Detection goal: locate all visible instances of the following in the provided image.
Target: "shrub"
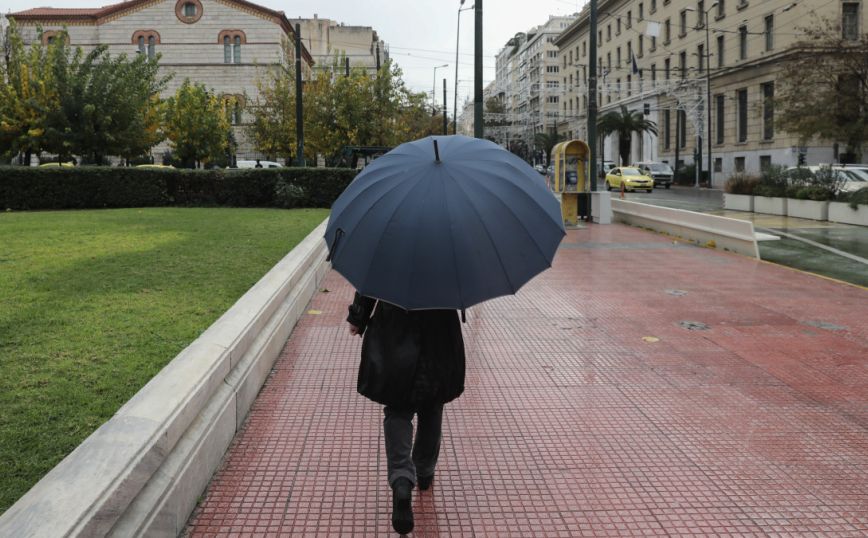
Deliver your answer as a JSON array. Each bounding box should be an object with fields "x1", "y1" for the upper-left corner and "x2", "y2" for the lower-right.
[
  {"x1": 753, "y1": 165, "x2": 788, "y2": 197},
  {"x1": 789, "y1": 186, "x2": 835, "y2": 201},
  {"x1": 0, "y1": 166, "x2": 357, "y2": 210},
  {"x1": 724, "y1": 173, "x2": 759, "y2": 195},
  {"x1": 837, "y1": 186, "x2": 868, "y2": 209}
]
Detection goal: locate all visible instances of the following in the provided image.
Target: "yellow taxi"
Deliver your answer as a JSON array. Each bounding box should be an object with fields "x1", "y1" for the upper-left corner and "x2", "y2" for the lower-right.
[
  {"x1": 135, "y1": 164, "x2": 175, "y2": 169},
  {"x1": 38, "y1": 162, "x2": 75, "y2": 168},
  {"x1": 605, "y1": 166, "x2": 655, "y2": 192}
]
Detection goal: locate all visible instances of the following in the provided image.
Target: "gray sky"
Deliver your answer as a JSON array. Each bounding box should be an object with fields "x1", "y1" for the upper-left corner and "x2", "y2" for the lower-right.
[{"x1": 5, "y1": 0, "x2": 587, "y2": 111}]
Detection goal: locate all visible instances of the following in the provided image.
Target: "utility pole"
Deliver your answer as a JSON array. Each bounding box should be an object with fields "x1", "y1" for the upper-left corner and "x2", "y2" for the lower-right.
[
  {"x1": 295, "y1": 24, "x2": 305, "y2": 167},
  {"x1": 588, "y1": 0, "x2": 598, "y2": 190},
  {"x1": 473, "y1": 0, "x2": 483, "y2": 138},
  {"x1": 376, "y1": 43, "x2": 381, "y2": 71},
  {"x1": 674, "y1": 109, "x2": 680, "y2": 177},
  {"x1": 705, "y1": 11, "x2": 712, "y2": 187},
  {"x1": 345, "y1": 57, "x2": 350, "y2": 77},
  {"x1": 443, "y1": 78, "x2": 448, "y2": 134}
]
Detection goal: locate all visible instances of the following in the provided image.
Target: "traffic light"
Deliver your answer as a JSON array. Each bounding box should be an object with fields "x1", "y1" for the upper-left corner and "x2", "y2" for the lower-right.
[
  {"x1": 798, "y1": 152, "x2": 806, "y2": 166},
  {"x1": 643, "y1": 103, "x2": 650, "y2": 115}
]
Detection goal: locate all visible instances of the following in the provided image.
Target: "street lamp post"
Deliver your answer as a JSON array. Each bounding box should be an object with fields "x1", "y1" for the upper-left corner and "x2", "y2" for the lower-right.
[
  {"x1": 433, "y1": 64, "x2": 448, "y2": 116},
  {"x1": 454, "y1": 1, "x2": 474, "y2": 134},
  {"x1": 686, "y1": 3, "x2": 717, "y2": 188}
]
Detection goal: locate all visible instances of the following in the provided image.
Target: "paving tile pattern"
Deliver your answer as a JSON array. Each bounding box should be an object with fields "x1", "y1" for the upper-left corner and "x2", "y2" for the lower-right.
[{"x1": 186, "y1": 224, "x2": 868, "y2": 537}]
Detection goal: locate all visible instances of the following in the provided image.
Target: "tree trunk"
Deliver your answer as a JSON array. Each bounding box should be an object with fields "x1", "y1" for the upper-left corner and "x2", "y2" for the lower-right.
[{"x1": 619, "y1": 134, "x2": 632, "y2": 166}]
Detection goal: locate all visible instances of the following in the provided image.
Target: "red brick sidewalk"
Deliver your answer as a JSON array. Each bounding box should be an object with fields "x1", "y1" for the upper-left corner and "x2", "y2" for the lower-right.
[{"x1": 187, "y1": 224, "x2": 868, "y2": 537}]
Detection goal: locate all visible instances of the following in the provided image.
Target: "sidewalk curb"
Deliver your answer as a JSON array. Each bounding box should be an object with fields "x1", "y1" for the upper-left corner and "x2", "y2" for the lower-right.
[{"x1": 0, "y1": 219, "x2": 330, "y2": 537}]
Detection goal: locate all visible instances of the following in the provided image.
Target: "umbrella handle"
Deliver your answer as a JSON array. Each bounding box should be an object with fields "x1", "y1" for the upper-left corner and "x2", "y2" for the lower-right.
[{"x1": 326, "y1": 228, "x2": 344, "y2": 262}]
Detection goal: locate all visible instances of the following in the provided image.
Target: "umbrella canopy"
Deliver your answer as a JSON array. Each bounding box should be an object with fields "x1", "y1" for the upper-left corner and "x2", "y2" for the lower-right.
[{"x1": 325, "y1": 135, "x2": 565, "y2": 310}]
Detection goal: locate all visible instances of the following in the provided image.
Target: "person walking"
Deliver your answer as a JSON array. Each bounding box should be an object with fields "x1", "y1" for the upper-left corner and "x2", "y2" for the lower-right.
[{"x1": 346, "y1": 292, "x2": 465, "y2": 535}]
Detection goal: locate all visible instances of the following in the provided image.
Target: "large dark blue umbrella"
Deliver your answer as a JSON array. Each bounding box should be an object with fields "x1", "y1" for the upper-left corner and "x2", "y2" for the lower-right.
[{"x1": 324, "y1": 135, "x2": 565, "y2": 310}]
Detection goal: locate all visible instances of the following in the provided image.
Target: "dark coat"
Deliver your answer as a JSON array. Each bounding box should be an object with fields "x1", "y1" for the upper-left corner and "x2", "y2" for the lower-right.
[{"x1": 347, "y1": 293, "x2": 465, "y2": 409}]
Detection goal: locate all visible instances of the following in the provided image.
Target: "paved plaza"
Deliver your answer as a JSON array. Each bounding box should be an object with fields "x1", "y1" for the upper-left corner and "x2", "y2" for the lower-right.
[{"x1": 186, "y1": 223, "x2": 868, "y2": 536}]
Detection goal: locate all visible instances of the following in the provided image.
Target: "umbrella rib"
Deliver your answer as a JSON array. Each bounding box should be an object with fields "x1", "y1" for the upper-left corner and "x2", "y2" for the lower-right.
[
  {"x1": 461, "y1": 172, "x2": 563, "y2": 265},
  {"x1": 358, "y1": 174, "x2": 430, "y2": 298},
  {"x1": 335, "y1": 169, "x2": 413, "y2": 253},
  {"x1": 442, "y1": 166, "x2": 518, "y2": 296},
  {"x1": 464, "y1": 157, "x2": 565, "y2": 230}
]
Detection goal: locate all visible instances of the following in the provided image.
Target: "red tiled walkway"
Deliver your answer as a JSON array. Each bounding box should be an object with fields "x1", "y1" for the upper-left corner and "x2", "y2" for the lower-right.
[{"x1": 187, "y1": 224, "x2": 868, "y2": 537}]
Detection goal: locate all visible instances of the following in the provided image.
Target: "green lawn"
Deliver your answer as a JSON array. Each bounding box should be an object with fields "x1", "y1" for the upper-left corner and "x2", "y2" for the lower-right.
[{"x1": 0, "y1": 207, "x2": 328, "y2": 513}]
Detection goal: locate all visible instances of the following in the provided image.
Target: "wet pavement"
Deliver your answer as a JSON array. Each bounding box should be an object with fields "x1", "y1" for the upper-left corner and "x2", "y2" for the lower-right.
[
  {"x1": 626, "y1": 187, "x2": 868, "y2": 287},
  {"x1": 186, "y1": 224, "x2": 868, "y2": 537}
]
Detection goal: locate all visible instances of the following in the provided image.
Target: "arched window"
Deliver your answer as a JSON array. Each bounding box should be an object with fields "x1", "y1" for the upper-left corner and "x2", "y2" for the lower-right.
[
  {"x1": 41, "y1": 31, "x2": 68, "y2": 46},
  {"x1": 222, "y1": 95, "x2": 245, "y2": 125},
  {"x1": 132, "y1": 31, "x2": 160, "y2": 58},
  {"x1": 218, "y1": 31, "x2": 246, "y2": 64}
]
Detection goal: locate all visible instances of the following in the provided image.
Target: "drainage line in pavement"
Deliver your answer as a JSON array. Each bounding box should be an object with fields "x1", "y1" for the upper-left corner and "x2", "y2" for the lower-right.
[{"x1": 756, "y1": 226, "x2": 868, "y2": 266}]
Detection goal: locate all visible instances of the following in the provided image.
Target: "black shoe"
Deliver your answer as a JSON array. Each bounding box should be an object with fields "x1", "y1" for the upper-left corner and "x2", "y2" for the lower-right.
[
  {"x1": 391, "y1": 478, "x2": 414, "y2": 535},
  {"x1": 417, "y1": 474, "x2": 434, "y2": 491}
]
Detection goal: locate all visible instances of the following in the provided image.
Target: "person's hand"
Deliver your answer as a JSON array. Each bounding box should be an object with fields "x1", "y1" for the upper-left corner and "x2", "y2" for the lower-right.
[{"x1": 348, "y1": 324, "x2": 361, "y2": 336}]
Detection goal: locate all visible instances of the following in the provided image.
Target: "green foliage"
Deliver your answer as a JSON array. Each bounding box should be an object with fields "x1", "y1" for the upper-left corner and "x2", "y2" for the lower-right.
[
  {"x1": 597, "y1": 105, "x2": 658, "y2": 166},
  {"x1": 1, "y1": 23, "x2": 167, "y2": 164},
  {"x1": 753, "y1": 164, "x2": 789, "y2": 197},
  {"x1": 162, "y1": 79, "x2": 231, "y2": 168},
  {"x1": 534, "y1": 132, "x2": 566, "y2": 165},
  {"x1": 724, "y1": 173, "x2": 760, "y2": 195},
  {"x1": 837, "y1": 186, "x2": 868, "y2": 209},
  {"x1": 780, "y1": 166, "x2": 845, "y2": 200},
  {"x1": 777, "y1": 17, "x2": 868, "y2": 161},
  {"x1": 0, "y1": 166, "x2": 357, "y2": 210},
  {"x1": 254, "y1": 55, "x2": 435, "y2": 164},
  {"x1": 247, "y1": 40, "x2": 297, "y2": 162},
  {"x1": 0, "y1": 207, "x2": 328, "y2": 512},
  {"x1": 0, "y1": 22, "x2": 60, "y2": 161}
]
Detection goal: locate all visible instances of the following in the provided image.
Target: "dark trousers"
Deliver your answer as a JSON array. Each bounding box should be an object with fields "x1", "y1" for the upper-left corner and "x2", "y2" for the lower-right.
[{"x1": 383, "y1": 404, "x2": 443, "y2": 488}]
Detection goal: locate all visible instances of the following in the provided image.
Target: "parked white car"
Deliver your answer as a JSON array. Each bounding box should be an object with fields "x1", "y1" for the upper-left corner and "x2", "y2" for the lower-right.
[
  {"x1": 235, "y1": 160, "x2": 284, "y2": 169},
  {"x1": 784, "y1": 166, "x2": 867, "y2": 193}
]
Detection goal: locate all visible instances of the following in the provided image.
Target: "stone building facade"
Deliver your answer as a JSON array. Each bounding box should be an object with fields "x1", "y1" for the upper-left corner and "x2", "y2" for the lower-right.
[
  {"x1": 289, "y1": 15, "x2": 388, "y2": 77},
  {"x1": 553, "y1": 0, "x2": 868, "y2": 185},
  {"x1": 491, "y1": 15, "x2": 578, "y2": 159},
  {"x1": 8, "y1": 0, "x2": 315, "y2": 161}
]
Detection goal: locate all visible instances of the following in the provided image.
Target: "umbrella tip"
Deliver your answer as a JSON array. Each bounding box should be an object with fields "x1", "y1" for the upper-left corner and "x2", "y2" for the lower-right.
[{"x1": 433, "y1": 139, "x2": 441, "y2": 163}]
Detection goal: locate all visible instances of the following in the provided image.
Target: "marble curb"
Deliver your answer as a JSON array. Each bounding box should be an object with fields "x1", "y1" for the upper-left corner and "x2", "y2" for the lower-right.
[
  {"x1": 612, "y1": 199, "x2": 760, "y2": 259},
  {"x1": 0, "y1": 219, "x2": 331, "y2": 537}
]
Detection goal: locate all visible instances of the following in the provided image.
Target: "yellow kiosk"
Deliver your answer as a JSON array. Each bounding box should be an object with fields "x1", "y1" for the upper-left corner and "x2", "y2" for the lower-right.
[{"x1": 551, "y1": 139, "x2": 591, "y2": 226}]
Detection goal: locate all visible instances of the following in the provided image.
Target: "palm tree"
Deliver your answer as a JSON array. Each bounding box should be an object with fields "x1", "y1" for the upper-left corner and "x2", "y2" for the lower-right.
[
  {"x1": 597, "y1": 105, "x2": 658, "y2": 166},
  {"x1": 534, "y1": 131, "x2": 566, "y2": 166}
]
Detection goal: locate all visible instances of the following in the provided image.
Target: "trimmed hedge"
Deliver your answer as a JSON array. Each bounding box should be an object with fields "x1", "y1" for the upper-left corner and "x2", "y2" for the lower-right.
[{"x1": 0, "y1": 166, "x2": 358, "y2": 210}]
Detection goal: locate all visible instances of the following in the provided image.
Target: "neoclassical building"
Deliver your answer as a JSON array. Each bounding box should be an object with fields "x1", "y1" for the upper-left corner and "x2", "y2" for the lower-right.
[
  {"x1": 9, "y1": 0, "x2": 316, "y2": 161},
  {"x1": 552, "y1": 0, "x2": 868, "y2": 184}
]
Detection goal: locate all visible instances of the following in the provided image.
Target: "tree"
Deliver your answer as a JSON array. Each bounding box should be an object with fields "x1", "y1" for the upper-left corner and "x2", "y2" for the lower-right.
[
  {"x1": 302, "y1": 58, "x2": 434, "y2": 163},
  {"x1": 1, "y1": 22, "x2": 167, "y2": 164},
  {"x1": 597, "y1": 104, "x2": 658, "y2": 166},
  {"x1": 247, "y1": 39, "x2": 297, "y2": 163},
  {"x1": 163, "y1": 79, "x2": 231, "y2": 168},
  {"x1": 0, "y1": 22, "x2": 60, "y2": 164},
  {"x1": 777, "y1": 17, "x2": 868, "y2": 162},
  {"x1": 534, "y1": 131, "x2": 566, "y2": 165}
]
